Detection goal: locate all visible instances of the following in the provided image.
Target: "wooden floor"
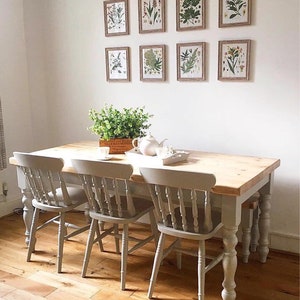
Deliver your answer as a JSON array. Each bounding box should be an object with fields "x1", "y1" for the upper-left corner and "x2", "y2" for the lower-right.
[{"x1": 0, "y1": 211, "x2": 299, "y2": 300}]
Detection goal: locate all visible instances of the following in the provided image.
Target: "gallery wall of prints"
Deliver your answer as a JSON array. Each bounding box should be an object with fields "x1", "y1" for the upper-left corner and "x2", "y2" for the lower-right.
[{"x1": 103, "y1": 0, "x2": 252, "y2": 82}]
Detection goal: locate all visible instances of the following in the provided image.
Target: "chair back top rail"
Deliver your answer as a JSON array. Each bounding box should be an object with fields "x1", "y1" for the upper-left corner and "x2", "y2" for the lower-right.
[
  {"x1": 71, "y1": 158, "x2": 133, "y2": 179},
  {"x1": 140, "y1": 167, "x2": 216, "y2": 190},
  {"x1": 13, "y1": 151, "x2": 64, "y2": 171}
]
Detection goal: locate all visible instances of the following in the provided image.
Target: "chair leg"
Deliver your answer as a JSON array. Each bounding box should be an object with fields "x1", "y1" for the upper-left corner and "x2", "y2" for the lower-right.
[
  {"x1": 147, "y1": 233, "x2": 166, "y2": 299},
  {"x1": 27, "y1": 208, "x2": 40, "y2": 262},
  {"x1": 82, "y1": 218, "x2": 98, "y2": 277},
  {"x1": 57, "y1": 212, "x2": 66, "y2": 273},
  {"x1": 149, "y1": 209, "x2": 159, "y2": 247},
  {"x1": 120, "y1": 224, "x2": 129, "y2": 290},
  {"x1": 114, "y1": 224, "x2": 120, "y2": 254},
  {"x1": 198, "y1": 240, "x2": 205, "y2": 300},
  {"x1": 95, "y1": 220, "x2": 104, "y2": 252},
  {"x1": 176, "y1": 239, "x2": 182, "y2": 270}
]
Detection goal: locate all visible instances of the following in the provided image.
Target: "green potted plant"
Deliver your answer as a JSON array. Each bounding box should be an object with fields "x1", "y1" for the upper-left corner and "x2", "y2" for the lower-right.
[{"x1": 88, "y1": 104, "x2": 153, "y2": 153}]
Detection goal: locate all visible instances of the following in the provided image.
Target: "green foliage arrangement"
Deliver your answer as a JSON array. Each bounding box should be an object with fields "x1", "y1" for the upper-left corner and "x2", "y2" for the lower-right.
[{"x1": 88, "y1": 104, "x2": 153, "y2": 140}]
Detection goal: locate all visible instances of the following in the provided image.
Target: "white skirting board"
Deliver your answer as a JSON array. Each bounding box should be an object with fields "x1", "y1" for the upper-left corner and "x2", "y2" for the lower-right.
[
  {"x1": 0, "y1": 196, "x2": 22, "y2": 218},
  {"x1": 269, "y1": 231, "x2": 300, "y2": 254},
  {"x1": 213, "y1": 227, "x2": 300, "y2": 254}
]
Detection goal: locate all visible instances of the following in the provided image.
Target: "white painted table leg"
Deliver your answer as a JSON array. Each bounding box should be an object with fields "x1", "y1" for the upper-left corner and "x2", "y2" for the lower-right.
[
  {"x1": 241, "y1": 208, "x2": 252, "y2": 263},
  {"x1": 258, "y1": 193, "x2": 271, "y2": 263},
  {"x1": 21, "y1": 188, "x2": 34, "y2": 247},
  {"x1": 222, "y1": 225, "x2": 238, "y2": 300},
  {"x1": 250, "y1": 207, "x2": 259, "y2": 252}
]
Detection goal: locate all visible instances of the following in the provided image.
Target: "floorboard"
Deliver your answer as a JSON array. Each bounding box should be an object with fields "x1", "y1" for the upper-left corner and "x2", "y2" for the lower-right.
[{"x1": 0, "y1": 212, "x2": 298, "y2": 300}]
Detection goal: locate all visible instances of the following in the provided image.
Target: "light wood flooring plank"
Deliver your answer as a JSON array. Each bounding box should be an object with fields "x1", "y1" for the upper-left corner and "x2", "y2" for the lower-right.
[{"x1": 0, "y1": 212, "x2": 298, "y2": 300}]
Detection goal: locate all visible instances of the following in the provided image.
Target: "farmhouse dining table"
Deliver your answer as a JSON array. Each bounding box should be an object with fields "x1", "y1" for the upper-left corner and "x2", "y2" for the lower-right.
[{"x1": 9, "y1": 141, "x2": 280, "y2": 300}]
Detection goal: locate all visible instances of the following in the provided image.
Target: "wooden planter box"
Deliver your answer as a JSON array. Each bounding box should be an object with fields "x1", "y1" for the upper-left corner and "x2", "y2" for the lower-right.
[{"x1": 99, "y1": 138, "x2": 133, "y2": 154}]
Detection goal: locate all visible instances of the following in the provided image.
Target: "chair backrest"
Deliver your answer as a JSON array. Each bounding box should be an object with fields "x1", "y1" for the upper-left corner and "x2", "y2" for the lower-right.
[
  {"x1": 13, "y1": 152, "x2": 72, "y2": 206},
  {"x1": 139, "y1": 167, "x2": 217, "y2": 234},
  {"x1": 71, "y1": 159, "x2": 136, "y2": 218}
]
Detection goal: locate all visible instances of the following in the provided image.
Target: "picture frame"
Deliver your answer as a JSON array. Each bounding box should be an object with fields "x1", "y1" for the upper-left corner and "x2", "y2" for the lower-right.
[
  {"x1": 176, "y1": 0, "x2": 206, "y2": 31},
  {"x1": 219, "y1": 0, "x2": 251, "y2": 28},
  {"x1": 104, "y1": 0, "x2": 129, "y2": 37},
  {"x1": 177, "y1": 42, "x2": 206, "y2": 81},
  {"x1": 138, "y1": 0, "x2": 165, "y2": 33},
  {"x1": 105, "y1": 47, "x2": 130, "y2": 82},
  {"x1": 218, "y1": 39, "x2": 251, "y2": 81},
  {"x1": 139, "y1": 45, "x2": 166, "y2": 81}
]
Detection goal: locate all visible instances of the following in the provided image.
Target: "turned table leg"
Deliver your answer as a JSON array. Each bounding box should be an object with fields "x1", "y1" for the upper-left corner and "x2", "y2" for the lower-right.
[
  {"x1": 257, "y1": 174, "x2": 274, "y2": 263},
  {"x1": 258, "y1": 193, "x2": 271, "y2": 263},
  {"x1": 16, "y1": 166, "x2": 34, "y2": 247},
  {"x1": 241, "y1": 208, "x2": 252, "y2": 263},
  {"x1": 21, "y1": 188, "x2": 34, "y2": 247},
  {"x1": 222, "y1": 225, "x2": 238, "y2": 300},
  {"x1": 250, "y1": 206, "x2": 259, "y2": 252}
]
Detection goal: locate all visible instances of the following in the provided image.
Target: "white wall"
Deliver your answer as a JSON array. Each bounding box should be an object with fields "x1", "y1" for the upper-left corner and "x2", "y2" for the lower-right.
[
  {"x1": 0, "y1": 0, "x2": 34, "y2": 215},
  {"x1": 1, "y1": 0, "x2": 299, "y2": 253}
]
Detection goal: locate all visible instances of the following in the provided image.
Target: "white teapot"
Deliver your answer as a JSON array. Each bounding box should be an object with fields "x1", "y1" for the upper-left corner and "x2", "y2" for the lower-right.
[{"x1": 132, "y1": 133, "x2": 167, "y2": 156}]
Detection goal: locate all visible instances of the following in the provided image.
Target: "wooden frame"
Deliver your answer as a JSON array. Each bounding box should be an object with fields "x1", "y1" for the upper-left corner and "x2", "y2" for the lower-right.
[
  {"x1": 219, "y1": 0, "x2": 251, "y2": 28},
  {"x1": 177, "y1": 42, "x2": 206, "y2": 81},
  {"x1": 104, "y1": 0, "x2": 129, "y2": 37},
  {"x1": 176, "y1": 0, "x2": 206, "y2": 31},
  {"x1": 140, "y1": 45, "x2": 166, "y2": 81},
  {"x1": 138, "y1": 0, "x2": 165, "y2": 33},
  {"x1": 139, "y1": 45, "x2": 166, "y2": 82},
  {"x1": 218, "y1": 39, "x2": 251, "y2": 81},
  {"x1": 105, "y1": 47, "x2": 130, "y2": 82}
]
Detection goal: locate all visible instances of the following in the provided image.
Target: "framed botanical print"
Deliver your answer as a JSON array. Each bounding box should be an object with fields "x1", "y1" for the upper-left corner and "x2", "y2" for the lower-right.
[
  {"x1": 138, "y1": 0, "x2": 165, "y2": 33},
  {"x1": 176, "y1": 0, "x2": 206, "y2": 31},
  {"x1": 218, "y1": 40, "x2": 251, "y2": 81},
  {"x1": 104, "y1": 0, "x2": 129, "y2": 37},
  {"x1": 219, "y1": 0, "x2": 251, "y2": 28},
  {"x1": 105, "y1": 47, "x2": 130, "y2": 82},
  {"x1": 139, "y1": 45, "x2": 166, "y2": 81},
  {"x1": 177, "y1": 42, "x2": 206, "y2": 81}
]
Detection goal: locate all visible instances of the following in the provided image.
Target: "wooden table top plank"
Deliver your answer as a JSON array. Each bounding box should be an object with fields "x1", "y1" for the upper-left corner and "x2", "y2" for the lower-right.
[{"x1": 9, "y1": 140, "x2": 280, "y2": 197}]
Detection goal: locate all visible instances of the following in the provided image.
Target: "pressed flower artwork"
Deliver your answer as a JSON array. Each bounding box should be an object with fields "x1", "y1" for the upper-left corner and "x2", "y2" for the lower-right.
[
  {"x1": 177, "y1": 42, "x2": 206, "y2": 81},
  {"x1": 140, "y1": 45, "x2": 166, "y2": 81},
  {"x1": 218, "y1": 40, "x2": 251, "y2": 81},
  {"x1": 138, "y1": 0, "x2": 165, "y2": 33},
  {"x1": 105, "y1": 47, "x2": 130, "y2": 82},
  {"x1": 219, "y1": 0, "x2": 251, "y2": 27},
  {"x1": 176, "y1": 0, "x2": 206, "y2": 31},
  {"x1": 104, "y1": 0, "x2": 129, "y2": 36}
]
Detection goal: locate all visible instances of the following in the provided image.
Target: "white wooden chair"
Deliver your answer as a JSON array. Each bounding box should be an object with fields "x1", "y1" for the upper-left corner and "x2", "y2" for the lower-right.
[
  {"x1": 13, "y1": 152, "x2": 89, "y2": 273},
  {"x1": 71, "y1": 158, "x2": 158, "y2": 290},
  {"x1": 241, "y1": 194, "x2": 260, "y2": 263},
  {"x1": 140, "y1": 167, "x2": 224, "y2": 300}
]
